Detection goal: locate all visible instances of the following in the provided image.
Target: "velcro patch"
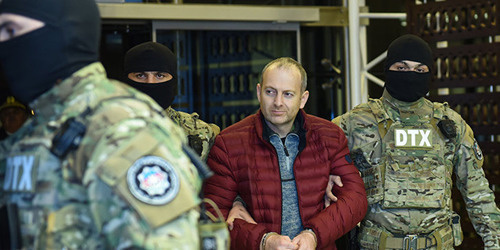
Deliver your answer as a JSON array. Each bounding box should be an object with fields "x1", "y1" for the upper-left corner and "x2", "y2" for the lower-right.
[
  {"x1": 127, "y1": 156, "x2": 179, "y2": 205},
  {"x1": 473, "y1": 139, "x2": 483, "y2": 161}
]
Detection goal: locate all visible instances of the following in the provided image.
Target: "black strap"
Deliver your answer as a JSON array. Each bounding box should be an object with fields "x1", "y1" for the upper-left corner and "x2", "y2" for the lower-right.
[
  {"x1": 50, "y1": 117, "x2": 87, "y2": 159},
  {"x1": 182, "y1": 143, "x2": 213, "y2": 181},
  {"x1": 50, "y1": 107, "x2": 91, "y2": 159}
]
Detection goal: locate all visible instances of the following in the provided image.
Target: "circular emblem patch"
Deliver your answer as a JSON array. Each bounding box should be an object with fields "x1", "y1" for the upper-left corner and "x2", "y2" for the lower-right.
[
  {"x1": 127, "y1": 156, "x2": 179, "y2": 205},
  {"x1": 473, "y1": 139, "x2": 483, "y2": 161}
]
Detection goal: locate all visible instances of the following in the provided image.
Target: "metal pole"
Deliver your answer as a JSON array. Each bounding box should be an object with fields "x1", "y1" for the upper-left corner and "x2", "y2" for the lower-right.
[
  {"x1": 365, "y1": 51, "x2": 387, "y2": 71},
  {"x1": 348, "y1": 0, "x2": 362, "y2": 109},
  {"x1": 152, "y1": 21, "x2": 157, "y2": 42},
  {"x1": 359, "y1": 0, "x2": 368, "y2": 104},
  {"x1": 343, "y1": 0, "x2": 351, "y2": 113},
  {"x1": 296, "y1": 28, "x2": 302, "y2": 63},
  {"x1": 359, "y1": 13, "x2": 405, "y2": 93},
  {"x1": 359, "y1": 13, "x2": 406, "y2": 19},
  {"x1": 362, "y1": 50, "x2": 387, "y2": 87},
  {"x1": 363, "y1": 72, "x2": 385, "y2": 87}
]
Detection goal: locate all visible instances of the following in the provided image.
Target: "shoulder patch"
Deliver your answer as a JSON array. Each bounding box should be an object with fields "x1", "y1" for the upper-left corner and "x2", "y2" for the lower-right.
[
  {"x1": 127, "y1": 156, "x2": 180, "y2": 205},
  {"x1": 472, "y1": 139, "x2": 483, "y2": 161}
]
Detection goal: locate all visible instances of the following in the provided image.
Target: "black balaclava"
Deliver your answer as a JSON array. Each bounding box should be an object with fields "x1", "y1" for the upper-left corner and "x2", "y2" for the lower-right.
[
  {"x1": 124, "y1": 42, "x2": 178, "y2": 110},
  {"x1": 0, "y1": 0, "x2": 101, "y2": 104},
  {"x1": 384, "y1": 34, "x2": 433, "y2": 102}
]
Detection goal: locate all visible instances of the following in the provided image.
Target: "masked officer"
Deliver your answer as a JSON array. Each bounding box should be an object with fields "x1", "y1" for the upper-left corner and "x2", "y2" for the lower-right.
[
  {"x1": 124, "y1": 42, "x2": 219, "y2": 161},
  {"x1": 0, "y1": 0, "x2": 225, "y2": 248},
  {"x1": 333, "y1": 34, "x2": 500, "y2": 249}
]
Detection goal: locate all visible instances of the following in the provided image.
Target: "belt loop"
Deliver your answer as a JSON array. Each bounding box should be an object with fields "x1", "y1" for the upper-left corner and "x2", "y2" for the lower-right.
[{"x1": 379, "y1": 231, "x2": 389, "y2": 250}]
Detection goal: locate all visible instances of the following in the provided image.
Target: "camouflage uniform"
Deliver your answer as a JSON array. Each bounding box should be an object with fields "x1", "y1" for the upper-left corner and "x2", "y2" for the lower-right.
[
  {"x1": 165, "y1": 107, "x2": 219, "y2": 162},
  {"x1": 333, "y1": 90, "x2": 500, "y2": 249},
  {"x1": 0, "y1": 63, "x2": 203, "y2": 249}
]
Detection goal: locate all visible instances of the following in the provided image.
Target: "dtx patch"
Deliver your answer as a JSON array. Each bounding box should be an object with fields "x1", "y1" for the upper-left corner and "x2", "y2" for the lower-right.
[
  {"x1": 394, "y1": 129, "x2": 433, "y2": 149},
  {"x1": 127, "y1": 156, "x2": 179, "y2": 205},
  {"x1": 3, "y1": 155, "x2": 36, "y2": 192},
  {"x1": 473, "y1": 139, "x2": 483, "y2": 161}
]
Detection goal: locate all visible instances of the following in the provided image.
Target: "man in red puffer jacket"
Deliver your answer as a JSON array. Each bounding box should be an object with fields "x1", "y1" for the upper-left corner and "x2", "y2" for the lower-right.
[{"x1": 204, "y1": 57, "x2": 367, "y2": 250}]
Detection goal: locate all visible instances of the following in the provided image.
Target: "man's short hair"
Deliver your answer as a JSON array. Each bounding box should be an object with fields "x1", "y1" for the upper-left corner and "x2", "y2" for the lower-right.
[{"x1": 260, "y1": 57, "x2": 307, "y2": 92}]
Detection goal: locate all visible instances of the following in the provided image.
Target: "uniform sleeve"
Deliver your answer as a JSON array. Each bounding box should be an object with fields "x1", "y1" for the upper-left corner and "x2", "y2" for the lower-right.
[
  {"x1": 304, "y1": 126, "x2": 368, "y2": 248},
  {"x1": 454, "y1": 120, "x2": 500, "y2": 249},
  {"x1": 332, "y1": 113, "x2": 349, "y2": 135},
  {"x1": 82, "y1": 101, "x2": 204, "y2": 248},
  {"x1": 176, "y1": 111, "x2": 218, "y2": 162},
  {"x1": 332, "y1": 112, "x2": 353, "y2": 149}
]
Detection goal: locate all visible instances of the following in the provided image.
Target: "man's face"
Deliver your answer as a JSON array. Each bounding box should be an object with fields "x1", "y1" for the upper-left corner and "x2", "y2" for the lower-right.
[
  {"x1": 0, "y1": 13, "x2": 44, "y2": 42},
  {"x1": 127, "y1": 71, "x2": 173, "y2": 84},
  {"x1": 0, "y1": 107, "x2": 28, "y2": 133},
  {"x1": 257, "y1": 66, "x2": 309, "y2": 135}
]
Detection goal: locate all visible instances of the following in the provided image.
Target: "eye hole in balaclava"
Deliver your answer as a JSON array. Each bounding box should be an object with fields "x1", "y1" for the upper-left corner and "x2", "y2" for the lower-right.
[
  {"x1": 0, "y1": 0, "x2": 100, "y2": 104},
  {"x1": 384, "y1": 34, "x2": 433, "y2": 102},
  {"x1": 123, "y1": 42, "x2": 178, "y2": 110}
]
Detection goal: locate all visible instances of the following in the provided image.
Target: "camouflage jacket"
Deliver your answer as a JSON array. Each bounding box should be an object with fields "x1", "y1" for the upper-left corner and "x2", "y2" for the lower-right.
[
  {"x1": 165, "y1": 107, "x2": 219, "y2": 162},
  {"x1": 333, "y1": 90, "x2": 500, "y2": 248},
  {"x1": 0, "y1": 63, "x2": 203, "y2": 249}
]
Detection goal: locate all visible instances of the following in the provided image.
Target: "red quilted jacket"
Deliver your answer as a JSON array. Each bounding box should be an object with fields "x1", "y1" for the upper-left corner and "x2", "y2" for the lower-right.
[{"x1": 204, "y1": 110, "x2": 367, "y2": 249}]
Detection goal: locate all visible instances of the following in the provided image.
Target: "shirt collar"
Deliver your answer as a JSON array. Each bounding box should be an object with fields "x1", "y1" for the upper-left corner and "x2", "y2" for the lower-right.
[{"x1": 261, "y1": 112, "x2": 302, "y2": 140}]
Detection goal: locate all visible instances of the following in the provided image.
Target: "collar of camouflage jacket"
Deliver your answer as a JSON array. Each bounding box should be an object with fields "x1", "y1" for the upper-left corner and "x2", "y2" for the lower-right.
[
  {"x1": 29, "y1": 62, "x2": 106, "y2": 119},
  {"x1": 381, "y1": 89, "x2": 438, "y2": 123},
  {"x1": 382, "y1": 89, "x2": 429, "y2": 111}
]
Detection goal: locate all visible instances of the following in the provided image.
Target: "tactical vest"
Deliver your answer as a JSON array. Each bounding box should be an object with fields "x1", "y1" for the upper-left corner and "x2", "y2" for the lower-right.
[
  {"x1": 2, "y1": 99, "x2": 227, "y2": 249},
  {"x1": 354, "y1": 99, "x2": 456, "y2": 209},
  {"x1": 2, "y1": 115, "x2": 100, "y2": 248}
]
